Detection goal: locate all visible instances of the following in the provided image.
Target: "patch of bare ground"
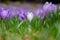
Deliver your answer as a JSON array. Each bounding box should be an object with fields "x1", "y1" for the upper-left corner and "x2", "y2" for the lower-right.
[
  {"x1": 0, "y1": 35, "x2": 3, "y2": 40},
  {"x1": 22, "y1": 35, "x2": 32, "y2": 40},
  {"x1": 48, "y1": 36, "x2": 55, "y2": 40},
  {"x1": 32, "y1": 31, "x2": 42, "y2": 38}
]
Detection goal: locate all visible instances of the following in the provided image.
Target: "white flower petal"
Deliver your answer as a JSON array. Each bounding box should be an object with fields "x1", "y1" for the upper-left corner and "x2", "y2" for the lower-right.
[{"x1": 27, "y1": 12, "x2": 34, "y2": 22}]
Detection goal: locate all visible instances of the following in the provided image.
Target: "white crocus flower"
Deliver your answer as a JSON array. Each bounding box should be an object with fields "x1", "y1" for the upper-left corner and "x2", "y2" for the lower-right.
[{"x1": 27, "y1": 12, "x2": 34, "y2": 22}]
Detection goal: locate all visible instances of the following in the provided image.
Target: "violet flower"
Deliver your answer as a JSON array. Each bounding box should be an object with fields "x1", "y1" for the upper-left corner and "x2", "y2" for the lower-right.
[
  {"x1": 0, "y1": 8, "x2": 4, "y2": 18},
  {"x1": 8, "y1": 7, "x2": 17, "y2": 18},
  {"x1": 43, "y1": 2, "x2": 57, "y2": 13},
  {"x1": 36, "y1": 2, "x2": 57, "y2": 19},
  {"x1": 0, "y1": 6, "x2": 17, "y2": 19},
  {"x1": 36, "y1": 9, "x2": 48, "y2": 19},
  {"x1": 17, "y1": 8, "x2": 27, "y2": 20},
  {"x1": 0, "y1": 8, "x2": 10, "y2": 19}
]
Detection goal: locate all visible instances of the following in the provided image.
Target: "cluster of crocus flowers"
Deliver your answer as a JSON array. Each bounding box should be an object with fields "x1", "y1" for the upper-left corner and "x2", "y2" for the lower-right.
[
  {"x1": 36, "y1": 2, "x2": 57, "y2": 18},
  {"x1": 0, "y1": 7, "x2": 16, "y2": 19},
  {"x1": 43, "y1": 2, "x2": 57, "y2": 12},
  {"x1": 0, "y1": 2, "x2": 57, "y2": 22}
]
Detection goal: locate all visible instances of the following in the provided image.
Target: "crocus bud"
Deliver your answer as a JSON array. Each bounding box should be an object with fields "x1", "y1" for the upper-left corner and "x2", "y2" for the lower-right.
[{"x1": 27, "y1": 11, "x2": 34, "y2": 22}]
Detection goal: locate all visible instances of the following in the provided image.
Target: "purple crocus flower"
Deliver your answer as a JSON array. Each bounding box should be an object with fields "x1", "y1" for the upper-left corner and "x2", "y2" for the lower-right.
[
  {"x1": 17, "y1": 8, "x2": 27, "y2": 20},
  {"x1": 43, "y1": 2, "x2": 57, "y2": 13},
  {"x1": 0, "y1": 8, "x2": 10, "y2": 19},
  {"x1": 36, "y1": 9, "x2": 48, "y2": 19},
  {"x1": 8, "y1": 6, "x2": 17, "y2": 18},
  {"x1": 0, "y1": 6, "x2": 17, "y2": 19},
  {"x1": 0, "y1": 8, "x2": 4, "y2": 17},
  {"x1": 36, "y1": 2, "x2": 57, "y2": 19}
]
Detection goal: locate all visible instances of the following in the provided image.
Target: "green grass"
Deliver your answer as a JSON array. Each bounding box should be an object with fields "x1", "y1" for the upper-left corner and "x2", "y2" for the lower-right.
[{"x1": 0, "y1": 10, "x2": 60, "y2": 40}]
